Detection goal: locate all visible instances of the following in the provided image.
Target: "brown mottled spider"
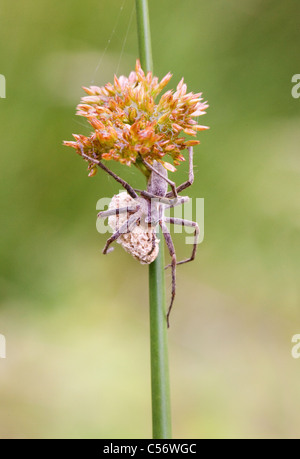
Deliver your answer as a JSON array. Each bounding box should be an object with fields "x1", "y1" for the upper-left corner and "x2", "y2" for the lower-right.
[{"x1": 80, "y1": 146, "x2": 199, "y2": 327}]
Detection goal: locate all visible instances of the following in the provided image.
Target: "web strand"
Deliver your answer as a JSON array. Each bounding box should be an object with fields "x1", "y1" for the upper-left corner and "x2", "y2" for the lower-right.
[
  {"x1": 115, "y1": 2, "x2": 135, "y2": 76},
  {"x1": 91, "y1": 0, "x2": 128, "y2": 84}
]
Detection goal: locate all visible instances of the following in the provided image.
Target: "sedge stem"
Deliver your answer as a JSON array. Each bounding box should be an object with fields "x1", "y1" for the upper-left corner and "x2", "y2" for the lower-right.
[{"x1": 135, "y1": 0, "x2": 172, "y2": 439}]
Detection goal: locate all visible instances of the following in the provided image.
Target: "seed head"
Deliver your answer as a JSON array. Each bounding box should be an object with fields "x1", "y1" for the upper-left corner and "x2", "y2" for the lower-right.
[{"x1": 64, "y1": 60, "x2": 208, "y2": 176}]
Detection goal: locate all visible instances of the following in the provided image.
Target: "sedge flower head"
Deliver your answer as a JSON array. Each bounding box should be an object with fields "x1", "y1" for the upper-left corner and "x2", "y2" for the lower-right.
[{"x1": 64, "y1": 60, "x2": 208, "y2": 176}]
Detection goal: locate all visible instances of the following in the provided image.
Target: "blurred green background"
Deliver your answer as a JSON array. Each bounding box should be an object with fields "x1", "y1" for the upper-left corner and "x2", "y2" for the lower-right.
[{"x1": 0, "y1": 0, "x2": 299, "y2": 439}]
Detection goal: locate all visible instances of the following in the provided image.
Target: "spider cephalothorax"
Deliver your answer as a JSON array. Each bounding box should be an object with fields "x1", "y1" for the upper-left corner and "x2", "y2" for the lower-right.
[{"x1": 83, "y1": 146, "x2": 199, "y2": 327}]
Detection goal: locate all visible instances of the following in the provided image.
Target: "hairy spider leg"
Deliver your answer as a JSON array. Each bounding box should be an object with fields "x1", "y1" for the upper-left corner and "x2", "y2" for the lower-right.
[
  {"x1": 166, "y1": 147, "x2": 194, "y2": 198},
  {"x1": 164, "y1": 218, "x2": 199, "y2": 267},
  {"x1": 102, "y1": 212, "x2": 141, "y2": 254},
  {"x1": 78, "y1": 146, "x2": 138, "y2": 199},
  {"x1": 159, "y1": 220, "x2": 176, "y2": 328},
  {"x1": 134, "y1": 190, "x2": 171, "y2": 204},
  {"x1": 165, "y1": 196, "x2": 189, "y2": 209},
  {"x1": 97, "y1": 205, "x2": 139, "y2": 219},
  {"x1": 138, "y1": 190, "x2": 189, "y2": 208}
]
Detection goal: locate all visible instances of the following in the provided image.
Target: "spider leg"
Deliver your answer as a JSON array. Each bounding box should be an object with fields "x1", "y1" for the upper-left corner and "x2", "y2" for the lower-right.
[
  {"x1": 139, "y1": 190, "x2": 189, "y2": 208},
  {"x1": 164, "y1": 217, "x2": 199, "y2": 267},
  {"x1": 159, "y1": 220, "x2": 176, "y2": 328},
  {"x1": 166, "y1": 147, "x2": 194, "y2": 198},
  {"x1": 164, "y1": 196, "x2": 189, "y2": 209},
  {"x1": 139, "y1": 190, "x2": 174, "y2": 206},
  {"x1": 79, "y1": 145, "x2": 138, "y2": 199},
  {"x1": 102, "y1": 213, "x2": 141, "y2": 254},
  {"x1": 146, "y1": 230, "x2": 157, "y2": 256},
  {"x1": 139, "y1": 156, "x2": 178, "y2": 197},
  {"x1": 97, "y1": 205, "x2": 138, "y2": 219}
]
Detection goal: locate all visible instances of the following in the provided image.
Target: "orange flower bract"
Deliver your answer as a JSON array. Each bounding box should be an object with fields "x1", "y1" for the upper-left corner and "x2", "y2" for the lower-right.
[{"x1": 64, "y1": 60, "x2": 208, "y2": 176}]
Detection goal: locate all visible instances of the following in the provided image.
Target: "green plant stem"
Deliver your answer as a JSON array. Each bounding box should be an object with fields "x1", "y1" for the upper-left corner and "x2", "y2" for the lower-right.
[
  {"x1": 135, "y1": 0, "x2": 153, "y2": 74},
  {"x1": 135, "y1": 0, "x2": 172, "y2": 439},
  {"x1": 148, "y1": 238, "x2": 172, "y2": 438}
]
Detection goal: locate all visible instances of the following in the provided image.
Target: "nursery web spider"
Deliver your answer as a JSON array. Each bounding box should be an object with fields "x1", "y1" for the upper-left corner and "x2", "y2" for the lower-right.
[{"x1": 80, "y1": 146, "x2": 199, "y2": 327}]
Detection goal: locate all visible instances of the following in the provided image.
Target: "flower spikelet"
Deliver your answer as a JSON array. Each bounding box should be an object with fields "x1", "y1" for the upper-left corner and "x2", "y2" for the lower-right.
[{"x1": 64, "y1": 60, "x2": 208, "y2": 176}]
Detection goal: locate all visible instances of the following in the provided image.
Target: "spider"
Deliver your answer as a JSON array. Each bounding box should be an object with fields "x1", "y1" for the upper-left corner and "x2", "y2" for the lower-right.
[{"x1": 80, "y1": 146, "x2": 199, "y2": 327}]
